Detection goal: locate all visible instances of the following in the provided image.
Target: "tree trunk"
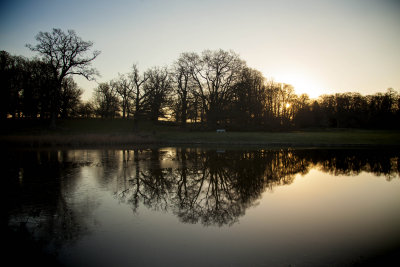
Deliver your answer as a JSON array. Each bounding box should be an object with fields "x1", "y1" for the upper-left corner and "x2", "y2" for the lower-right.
[
  {"x1": 181, "y1": 96, "x2": 187, "y2": 127},
  {"x1": 134, "y1": 95, "x2": 140, "y2": 123}
]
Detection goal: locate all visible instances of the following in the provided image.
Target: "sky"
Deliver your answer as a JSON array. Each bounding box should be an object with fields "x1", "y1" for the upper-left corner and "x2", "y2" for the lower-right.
[{"x1": 1, "y1": 0, "x2": 399, "y2": 100}]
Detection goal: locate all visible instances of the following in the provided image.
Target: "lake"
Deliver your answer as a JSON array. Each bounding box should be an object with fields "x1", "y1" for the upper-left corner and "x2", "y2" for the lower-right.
[{"x1": 3, "y1": 147, "x2": 400, "y2": 266}]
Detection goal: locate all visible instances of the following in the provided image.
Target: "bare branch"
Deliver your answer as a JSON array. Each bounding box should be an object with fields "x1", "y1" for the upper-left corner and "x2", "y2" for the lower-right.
[{"x1": 26, "y1": 28, "x2": 100, "y2": 83}]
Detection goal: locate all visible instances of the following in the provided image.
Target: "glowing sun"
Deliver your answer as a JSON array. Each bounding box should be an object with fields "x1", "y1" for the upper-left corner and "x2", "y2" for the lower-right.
[{"x1": 272, "y1": 72, "x2": 325, "y2": 99}]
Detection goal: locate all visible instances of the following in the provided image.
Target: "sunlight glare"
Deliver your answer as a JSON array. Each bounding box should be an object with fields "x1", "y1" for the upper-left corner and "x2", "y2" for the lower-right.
[{"x1": 271, "y1": 72, "x2": 325, "y2": 99}]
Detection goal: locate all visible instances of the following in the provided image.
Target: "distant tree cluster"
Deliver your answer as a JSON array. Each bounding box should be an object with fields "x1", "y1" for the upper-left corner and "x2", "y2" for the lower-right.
[
  {"x1": 1, "y1": 29, "x2": 99, "y2": 124},
  {"x1": 93, "y1": 50, "x2": 400, "y2": 129},
  {"x1": 1, "y1": 28, "x2": 399, "y2": 129},
  {"x1": 0, "y1": 50, "x2": 83, "y2": 119}
]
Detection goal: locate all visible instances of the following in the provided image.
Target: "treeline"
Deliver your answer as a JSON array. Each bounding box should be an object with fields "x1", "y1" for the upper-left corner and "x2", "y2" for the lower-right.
[
  {"x1": 89, "y1": 50, "x2": 400, "y2": 130},
  {"x1": 1, "y1": 48, "x2": 399, "y2": 130},
  {"x1": 0, "y1": 51, "x2": 82, "y2": 119}
]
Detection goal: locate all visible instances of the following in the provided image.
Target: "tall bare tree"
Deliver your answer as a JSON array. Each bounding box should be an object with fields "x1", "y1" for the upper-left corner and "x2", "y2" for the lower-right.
[
  {"x1": 111, "y1": 73, "x2": 134, "y2": 118},
  {"x1": 93, "y1": 83, "x2": 119, "y2": 118},
  {"x1": 231, "y1": 67, "x2": 266, "y2": 127},
  {"x1": 130, "y1": 64, "x2": 149, "y2": 122},
  {"x1": 142, "y1": 66, "x2": 172, "y2": 121},
  {"x1": 27, "y1": 28, "x2": 100, "y2": 125},
  {"x1": 172, "y1": 53, "x2": 198, "y2": 126},
  {"x1": 192, "y1": 49, "x2": 245, "y2": 127},
  {"x1": 59, "y1": 77, "x2": 83, "y2": 118}
]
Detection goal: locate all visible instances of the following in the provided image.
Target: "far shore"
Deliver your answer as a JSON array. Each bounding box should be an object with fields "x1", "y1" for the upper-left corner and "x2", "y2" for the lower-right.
[{"x1": 2, "y1": 130, "x2": 400, "y2": 149}]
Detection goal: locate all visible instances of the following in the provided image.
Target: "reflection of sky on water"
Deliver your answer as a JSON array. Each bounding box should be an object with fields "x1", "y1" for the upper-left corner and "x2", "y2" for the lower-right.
[
  {"x1": 68, "y1": 169, "x2": 399, "y2": 266},
  {"x1": 4, "y1": 148, "x2": 400, "y2": 267}
]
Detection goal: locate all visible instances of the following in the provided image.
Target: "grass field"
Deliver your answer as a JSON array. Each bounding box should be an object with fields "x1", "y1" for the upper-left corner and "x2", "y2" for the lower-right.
[{"x1": 1, "y1": 119, "x2": 400, "y2": 148}]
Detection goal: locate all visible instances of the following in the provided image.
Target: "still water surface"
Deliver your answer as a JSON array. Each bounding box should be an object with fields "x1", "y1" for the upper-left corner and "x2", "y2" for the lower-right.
[{"x1": 4, "y1": 148, "x2": 400, "y2": 266}]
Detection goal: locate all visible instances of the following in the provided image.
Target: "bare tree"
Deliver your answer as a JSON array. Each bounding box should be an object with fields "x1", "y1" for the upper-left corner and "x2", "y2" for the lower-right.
[
  {"x1": 93, "y1": 83, "x2": 119, "y2": 118},
  {"x1": 172, "y1": 53, "x2": 198, "y2": 127},
  {"x1": 0, "y1": 51, "x2": 29, "y2": 119},
  {"x1": 111, "y1": 73, "x2": 134, "y2": 118},
  {"x1": 130, "y1": 64, "x2": 149, "y2": 122},
  {"x1": 77, "y1": 101, "x2": 95, "y2": 118},
  {"x1": 279, "y1": 83, "x2": 295, "y2": 124},
  {"x1": 142, "y1": 66, "x2": 172, "y2": 121},
  {"x1": 59, "y1": 77, "x2": 83, "y2": 118},
  {"x1": 192, "y1": 49, "x2": 245, "y2": 127},
  {"x1": 26, "y1": 28, "x2": 100, "y2": 125},
  {"x1": 231, "y1": 67, "x2": 266, "y2": 128}
]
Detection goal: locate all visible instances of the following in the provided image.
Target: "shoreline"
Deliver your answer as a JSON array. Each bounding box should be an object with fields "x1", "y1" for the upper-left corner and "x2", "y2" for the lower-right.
[{"x1": 2, "y1": 130, "x2": 400, "y2": 149}]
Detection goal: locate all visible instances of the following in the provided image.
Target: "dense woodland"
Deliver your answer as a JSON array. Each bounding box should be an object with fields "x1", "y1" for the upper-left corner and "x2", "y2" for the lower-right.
[{"x1": 1, "y1": 29, "x2": 399, "y2": 130}]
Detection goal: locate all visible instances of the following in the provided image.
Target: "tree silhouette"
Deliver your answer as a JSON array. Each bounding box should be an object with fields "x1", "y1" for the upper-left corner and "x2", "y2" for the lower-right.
[
  {"x1": 2, "y1": 45, "x2": 400, "y2": 129},
  {"x1": 26, "y1": 28, "x2": 100, "y2": 126},
  {"x1": 59, "y1": 77, "x2": 82, "y2": 118},
  {"x1": 172, "y1": 53, "x2": 197, "y2": 127},
  {"x1": 110, "y1": 148, "x2": 400, "y2": 227},
  {"x1": 142, "y1": 66, "x2": 173, "y2": 121},
  {"x1": 0, "y1": 51, "x2": 28, "y2": 119},
  {"x1": 130, "y1": 64, "x2": 149, "y2": 123},
  {"x1": 111, "y1": 73, "x2": 134, "y2": 119},
  {"x1": 230, "y1": 67, "x2": 266, "y2": 128},
  {"x1": 194, "y1": 50, "x2": 245, "y2": 127},
  {"x1": 23, "y1": 59, "x2": 55, "y2": 119},
  {"x1": 92, "y1": 83, "x2": 119, "y2": 118},
  {"x1": 6, "y1": 146, "x2": 399, "y2": 258}
]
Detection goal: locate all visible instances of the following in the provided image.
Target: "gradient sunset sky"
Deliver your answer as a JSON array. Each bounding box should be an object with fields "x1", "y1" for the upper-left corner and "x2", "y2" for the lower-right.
[{"x1": 1, "y1": 0, "x2": 399, "y2": 100}]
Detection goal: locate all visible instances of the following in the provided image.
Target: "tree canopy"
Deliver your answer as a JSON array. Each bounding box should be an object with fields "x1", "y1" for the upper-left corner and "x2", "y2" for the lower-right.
[
  {"x1": 26, "y1": 28, "x2": 100, "y2": 82},
  {"x1": 25, "y1": 28, "x2": 100, "y2": 125},
  {"x1": 1, "y1": 29, "x2": 399, "y2": 130}
]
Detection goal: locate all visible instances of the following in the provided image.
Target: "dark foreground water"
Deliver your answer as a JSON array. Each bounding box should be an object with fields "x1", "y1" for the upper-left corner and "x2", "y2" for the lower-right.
[{"x1": 3, "y1": 148, "x2": 400, "y2": 267}]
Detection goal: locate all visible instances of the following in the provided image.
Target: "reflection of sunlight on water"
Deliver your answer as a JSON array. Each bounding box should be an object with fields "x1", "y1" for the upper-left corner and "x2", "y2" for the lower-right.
[
  {"x1": 159, "y1": 147, "x2": 177, "y2": 168},
  {"x1": 259, "y1": 168, "x2": 400, "y2": 216},
  {"x1": 6, "y1": 148, "x2": 400, "y2": 267},
  {"x1": 243, "y1": 168, "x2": 400, "y2": 264},
  {"x1": 160, "y1": 147, "x2": 176, "y2": 159},
  {"x1": 18, "y1": 168, "x2": 23, "y2": 184}
]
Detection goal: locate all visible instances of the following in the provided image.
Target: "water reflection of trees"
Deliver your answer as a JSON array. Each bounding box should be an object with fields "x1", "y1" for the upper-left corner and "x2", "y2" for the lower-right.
[
  {"x1": 113, "y1": 148, "x2": 399, "y2": 226},
  {"x1": 4, "y1": 148, "x2": 399, "y2": 238},
  {"x1": 298, "y1": 149, "x2": 399, "y2": 180},
  {"x1": 3, "y1": 150, "x2": 97, "y2": 258},
  {"x1": 3, "y1": 147, "x2": 399, "y2": 266}
]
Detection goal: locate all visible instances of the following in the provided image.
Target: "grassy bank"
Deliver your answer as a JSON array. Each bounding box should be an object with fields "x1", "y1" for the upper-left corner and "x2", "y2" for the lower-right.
[
  {"x1": 155, "y1": 130, "x2": 400, "y2": 146},
  {"x1": 1, "y1": 119, "x2": 400, "y2": 148}
]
